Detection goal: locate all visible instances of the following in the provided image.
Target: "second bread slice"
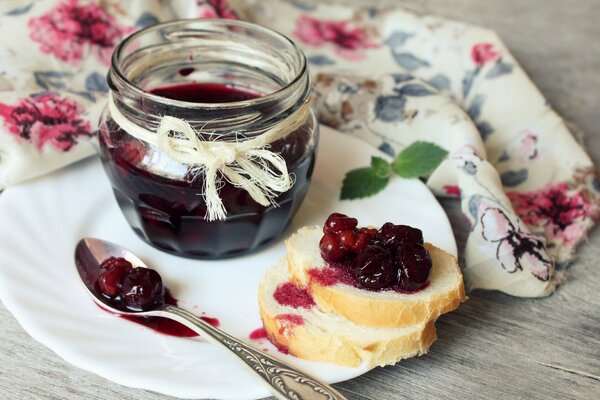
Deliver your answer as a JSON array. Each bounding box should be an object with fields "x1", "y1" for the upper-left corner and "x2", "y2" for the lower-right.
[{"x1": 259, "y1": 260, "x2": 437, "y2": 367}]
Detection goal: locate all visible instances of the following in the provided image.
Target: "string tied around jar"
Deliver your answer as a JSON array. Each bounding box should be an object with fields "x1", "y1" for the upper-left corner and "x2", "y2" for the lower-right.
[{"x1": 108, "y1": 93, "x2": 311, "y2": 221}]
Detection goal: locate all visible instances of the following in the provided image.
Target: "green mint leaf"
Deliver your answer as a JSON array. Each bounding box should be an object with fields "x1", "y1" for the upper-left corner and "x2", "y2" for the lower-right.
[
  {"x1": 371, "y1": 156, "x2": 392, "y2": 178},
  {"x1": 341, "y1": 166, "x2": 390, "y2": 200},
  {"x1": 392, "y1": 141, "x2": 448, "y2": 178}
]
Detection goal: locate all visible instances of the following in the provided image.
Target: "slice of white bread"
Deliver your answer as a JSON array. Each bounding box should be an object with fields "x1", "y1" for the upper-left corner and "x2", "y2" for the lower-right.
[
  {"x1": 259, "y1": 260, "x2": 437, "y2": 367},
  {"x1": 286, "y1": 226, "x2": 466, "y2": 328}
]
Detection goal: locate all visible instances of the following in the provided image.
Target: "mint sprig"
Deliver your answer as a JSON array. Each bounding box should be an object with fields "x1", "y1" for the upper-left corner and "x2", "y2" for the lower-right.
[
  {"x1": 341, "y1": 141, "x2": 448, "y2": 200},
  {"x1": 392, "y1": 141, "x2": 449, "y2": 178},
  {"x1": 341, "y1": 156, "x2": 391, "y2": 200}
]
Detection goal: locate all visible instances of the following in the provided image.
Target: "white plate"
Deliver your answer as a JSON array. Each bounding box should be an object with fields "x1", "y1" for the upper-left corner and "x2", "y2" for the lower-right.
[{"x1": 0, "y1": 126, "x2": 456, "y2": 399}]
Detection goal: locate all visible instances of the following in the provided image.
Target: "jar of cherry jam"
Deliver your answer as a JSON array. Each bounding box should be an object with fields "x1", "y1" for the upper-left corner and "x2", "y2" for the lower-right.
[{"x1": 98, "y1": 20, "x2": 318, "y2": 259}]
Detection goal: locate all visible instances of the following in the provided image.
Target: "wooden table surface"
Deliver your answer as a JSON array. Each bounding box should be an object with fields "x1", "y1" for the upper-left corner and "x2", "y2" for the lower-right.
[{"x1": 1, "y1": 1, "x2": 599, "y2": 399}]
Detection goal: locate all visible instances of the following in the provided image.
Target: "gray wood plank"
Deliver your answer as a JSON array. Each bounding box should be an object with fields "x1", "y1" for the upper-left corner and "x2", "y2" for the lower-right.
[{"x1": 1, "y1": 0, "x2": 599, "y2": 399}]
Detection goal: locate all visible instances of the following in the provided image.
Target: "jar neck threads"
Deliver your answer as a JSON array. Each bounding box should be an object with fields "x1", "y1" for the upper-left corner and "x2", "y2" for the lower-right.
[{"x1": 107, "y1": 19, "x2": 310, "y2": 136}]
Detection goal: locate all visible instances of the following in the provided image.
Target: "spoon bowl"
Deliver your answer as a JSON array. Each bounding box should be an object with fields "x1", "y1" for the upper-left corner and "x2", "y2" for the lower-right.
[
  {"x1": 74, "y1": 237, "x2": 347, "y2": 400},
  {"x1": 75, "y1": 237, "x2": 149, "y2": 314}
]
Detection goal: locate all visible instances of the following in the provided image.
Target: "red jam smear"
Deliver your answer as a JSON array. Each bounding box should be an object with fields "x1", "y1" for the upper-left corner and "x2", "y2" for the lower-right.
[
  {"x1": 267, "y1": 335, "x2": 289, "y2": 354},
  {"x1": 99, "y1": 82, "x2": 316, "y2": 259},
  {"x1": 273, "y1": 282, "x2": 315, "y2": 309},
  {"x1": 200, "y1": 316, "x2": 221, "y2": 328},
  {"x1": 275, "y1": 313, "x2": 304, "y2": 326},
  {"x1": 275, "y1": 314, "x2": 304, "y2": 336},
  {"x1": 264, "y1": 314, "x2": 302, "y2": 354},
  {"x1": 120, "y1": 289, "x2": 220, "y2": 338},
  {"x1": 308, "y1": 266, "x2": 354, "y2": 287},
  {"x1": 249, "y1": 327, "x2": 268, "y2": 340}
]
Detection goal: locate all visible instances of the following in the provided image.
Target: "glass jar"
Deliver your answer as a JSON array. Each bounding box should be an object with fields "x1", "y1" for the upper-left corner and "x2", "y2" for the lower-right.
[{"x1": 98, "y1": 19, "x2": 318, "y2": 259}]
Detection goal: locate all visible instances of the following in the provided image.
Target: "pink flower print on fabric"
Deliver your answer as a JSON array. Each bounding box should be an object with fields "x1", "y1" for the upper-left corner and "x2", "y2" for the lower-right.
[
  {"x1": 28, "y1": 0, "x2": 134, "y2": 66},
  {"x1": 453, "y1": 144, "x2": 483, "y2": 175},
  {"x1": 518, "y1": 130, "x2": 539, "y2": 161},
  {"x1": 507, "y1": 130, "x2": 539, "y2": 163},
  {"x1": 480, "y1": 206, "x2": 552, "y2": 281},
  {"x1": 443, "y1": 185, "x2": 461, "y2": 197},
  {"x1": 507, "y1": 182, "x2": 594, "y2": 245},
  {"x1": 471, "y1": 43, "x2": 500, "y2": 67},
  {"x1": 293, "y1": 15, "x2": 379, "y2": 60},
  {"x1": 455, "y1": 144, "x2": 482, "y2": 158},
  {"x1": 196, "y1": 0, "x2": 238, "y2": 20},
  {"x1": 0, "y1": 93, "x2": 92, "y2": 152}
]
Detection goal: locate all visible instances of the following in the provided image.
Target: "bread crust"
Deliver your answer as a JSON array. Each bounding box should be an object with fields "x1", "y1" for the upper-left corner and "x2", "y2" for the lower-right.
[
  {"x1": 258, "y1": 271, "x2": 437, "y2": 367},
  {"x1": 286, "y1": 227, "x2": 467, "y2": 328}
]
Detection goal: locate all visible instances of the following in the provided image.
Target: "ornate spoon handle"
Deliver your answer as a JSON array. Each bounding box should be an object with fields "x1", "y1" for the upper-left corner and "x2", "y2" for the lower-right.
[{"x1": 154, "y1": 305, "x2": 347, "y2": 400}]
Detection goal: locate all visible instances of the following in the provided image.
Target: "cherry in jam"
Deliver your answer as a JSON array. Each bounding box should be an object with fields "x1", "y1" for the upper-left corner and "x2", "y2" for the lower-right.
[
  {"x1": 99, "y1": 83, "x2": 316, "y2": 259},
  {"x1": 97, "y1": 257, "x2": 165, "y2": 312},
  {"x1": 94, "y1": 257, "x2": 219, "y2": 338},
  {"x1": 319, "y1": 213, "x2": 432, "y2": 292}
]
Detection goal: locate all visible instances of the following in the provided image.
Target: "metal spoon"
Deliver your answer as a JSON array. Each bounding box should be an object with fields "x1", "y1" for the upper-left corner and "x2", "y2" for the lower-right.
[{"x1": 74, "y1": 237, "x2": 346, "y2": 400}]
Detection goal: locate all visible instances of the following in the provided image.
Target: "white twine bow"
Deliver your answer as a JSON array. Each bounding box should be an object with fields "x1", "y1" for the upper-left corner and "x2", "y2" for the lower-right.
[{"x1": 108, "y1": 93, "x2": 311, "y2": 221}]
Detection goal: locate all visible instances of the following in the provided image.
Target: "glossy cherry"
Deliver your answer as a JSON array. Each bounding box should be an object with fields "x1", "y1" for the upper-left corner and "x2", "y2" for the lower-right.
[
  {"x1": 96, "y1": 258, "x2": 166, "y2": 310},
  {"x1": 120, "y1": 267, "x2": 165, "y2": 311},
  {"x1": 99, "y1": 257, "x2": 132, "y2": 271},
  {"x1": 319, "y1": 213, "x2": 432, "y2": 292},
  {"x1": 97, "y1": 262, "x2": 132, "y2": 297},
  {"x1": 323, "y1": 213, "x2": 358, "y2": 234},
  {"x1": 396, "y1": 243, "x2": 432, "y2": 291},
  {"x1": 319, "y1": 233, "x2": 349, "y2": 263},
  {"x1": 351, "y1": 245, "x2": 397, "y2": 290},
  {"x1": 375, "y1": 223, "x2": 423, "y2": 250}
]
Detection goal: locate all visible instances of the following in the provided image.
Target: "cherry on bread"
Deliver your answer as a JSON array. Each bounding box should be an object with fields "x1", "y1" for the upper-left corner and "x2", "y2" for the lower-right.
[
  {"x1": 319, "y1": 213, "x2": 432, "y2": 292},
  {"x1": 286, "y1": 214, "x2": 466, "y2": 328}
]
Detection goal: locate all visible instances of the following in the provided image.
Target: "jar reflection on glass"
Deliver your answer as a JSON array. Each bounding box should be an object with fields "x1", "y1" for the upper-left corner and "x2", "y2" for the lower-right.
[{"x1": 99, "y1": 20, "x2": 318, "y2": 259}]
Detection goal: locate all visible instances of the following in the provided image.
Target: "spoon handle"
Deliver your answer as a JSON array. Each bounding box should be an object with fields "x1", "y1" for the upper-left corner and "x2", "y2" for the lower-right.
[{"x1": 156, "y1": 304, "x2": 347, "y2": 400}]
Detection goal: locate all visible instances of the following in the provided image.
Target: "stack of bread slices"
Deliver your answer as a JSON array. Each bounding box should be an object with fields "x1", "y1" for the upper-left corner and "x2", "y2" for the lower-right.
[{"x1": 258, "y1": 226, "x2": 466, "y2": 368}]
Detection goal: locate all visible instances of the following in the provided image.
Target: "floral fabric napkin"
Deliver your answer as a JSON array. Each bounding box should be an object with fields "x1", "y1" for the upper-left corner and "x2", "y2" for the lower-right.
[{"x1": 0, "y1": 0, "x2": 598, "y2": 297}]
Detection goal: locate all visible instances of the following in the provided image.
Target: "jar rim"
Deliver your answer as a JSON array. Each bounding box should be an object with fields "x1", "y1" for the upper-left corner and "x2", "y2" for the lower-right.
[{"x1": 109, "y1": 18, "x2": 308, "y2": 110}]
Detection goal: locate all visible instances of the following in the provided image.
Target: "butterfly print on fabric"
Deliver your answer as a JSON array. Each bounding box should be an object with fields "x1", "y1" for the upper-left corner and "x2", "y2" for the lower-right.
[{"x1": 480, "y1": 207, "x2": 552, "y2": 281}]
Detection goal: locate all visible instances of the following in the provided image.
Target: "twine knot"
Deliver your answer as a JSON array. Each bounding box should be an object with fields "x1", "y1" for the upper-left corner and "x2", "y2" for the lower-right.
[
  {"x1": 108, "y1": 93, "x2": 311, "y2": 221},
  {"x1": 207, "y1": 142, "x2": 237, "y2": 166}
]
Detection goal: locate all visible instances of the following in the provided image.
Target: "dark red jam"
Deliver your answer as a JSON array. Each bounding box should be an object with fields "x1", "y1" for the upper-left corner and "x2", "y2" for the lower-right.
[
  {"x1": 151, "y1": 82, "x2": 259, "y2": 103},
  {"x1": 318, "y1": 213, "x2": 432, "y2": 292},
  {"x1": 93, "y1": 257, "x2": 218, "y2": 338},
  {"x1": 97, "y1": 257, "x2": 165, "y2": 312},
  {"x1": 121, "y1": 290, "x2": 221, "y2": 338},
  {"x1": 178, "y1": 67, "x2": 195, "y2": 77},
  {"x1": 99, "y1": 83, "x2": 316, "y2": 259}
]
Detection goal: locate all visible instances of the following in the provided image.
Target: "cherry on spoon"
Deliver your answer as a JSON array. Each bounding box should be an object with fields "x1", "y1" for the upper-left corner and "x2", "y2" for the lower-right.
[{"x1": 74, "y1": 237, "x2": 346, "y2": 400}]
